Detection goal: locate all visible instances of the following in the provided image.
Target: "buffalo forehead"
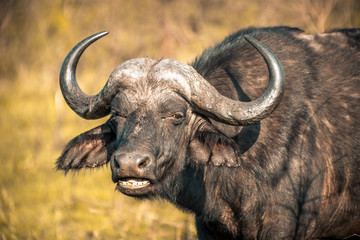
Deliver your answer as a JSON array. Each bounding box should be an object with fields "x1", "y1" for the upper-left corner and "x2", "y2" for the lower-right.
[
  {"x1": 108, "y1": 58, "x2": 157, "y2": 88},
  {"x1": 111, "y1": 88, "x2": 188, "y2": 116},
  {"x1": 108, "y1": 58, "x2": 194, "y2": 99},
  {"x1": 149, "y1": 59, "x2": 194, "y2": 98}
]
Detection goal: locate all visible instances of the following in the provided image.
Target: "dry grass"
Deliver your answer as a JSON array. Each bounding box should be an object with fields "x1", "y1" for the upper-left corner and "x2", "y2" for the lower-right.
[
  {"x1": 0, "y1": 0, "x2": 358, "y2": 239},
  {"x1": 0, "y1": 83, "x2": 197, "y2": 239}
]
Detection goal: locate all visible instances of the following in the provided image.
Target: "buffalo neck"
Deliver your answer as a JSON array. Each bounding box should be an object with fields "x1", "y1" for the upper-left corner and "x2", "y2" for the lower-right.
[{"x1": 165, "y1": 160, "x2": 262, "y2": 229}]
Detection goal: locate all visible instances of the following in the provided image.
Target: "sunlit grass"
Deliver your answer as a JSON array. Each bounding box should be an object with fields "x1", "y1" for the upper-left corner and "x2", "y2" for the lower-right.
[
  {"x1": 1, "y1": 0, "x2": 359, "y2": 238},
  {"x1": 0, "y1": 83, "x2": 197, "y2": 239}
]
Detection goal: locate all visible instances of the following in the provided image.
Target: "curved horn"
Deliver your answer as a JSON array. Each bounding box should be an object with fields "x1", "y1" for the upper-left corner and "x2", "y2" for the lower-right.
[
  {"x1": 190, "y1": 35, "x2": 285, "y2": 125},
  {"x1": 59, "y1": 31, "x2": 113, "y2": 119}
]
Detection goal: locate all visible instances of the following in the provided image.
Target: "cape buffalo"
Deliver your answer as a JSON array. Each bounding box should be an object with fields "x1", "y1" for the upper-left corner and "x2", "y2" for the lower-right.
[{"x1": 57, "y1": 27, "x2": 360, "y2": 239}]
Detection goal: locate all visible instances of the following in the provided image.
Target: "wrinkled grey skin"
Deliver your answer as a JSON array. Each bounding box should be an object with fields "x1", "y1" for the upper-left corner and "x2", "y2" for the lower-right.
[{"x1": 57, "y1": 27, "x2": 360, "y2": 239}]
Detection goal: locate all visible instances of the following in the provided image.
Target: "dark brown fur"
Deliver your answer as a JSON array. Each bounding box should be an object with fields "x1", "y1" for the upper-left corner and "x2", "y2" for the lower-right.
[{"x1": 57, "y1": 27, "x2": 360, "y2": 239}]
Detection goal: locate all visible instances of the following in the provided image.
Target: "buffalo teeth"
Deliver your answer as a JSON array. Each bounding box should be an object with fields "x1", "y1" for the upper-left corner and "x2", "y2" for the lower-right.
[{"x1": 119, "y1": 179, "x2": 150, "y2": 188}]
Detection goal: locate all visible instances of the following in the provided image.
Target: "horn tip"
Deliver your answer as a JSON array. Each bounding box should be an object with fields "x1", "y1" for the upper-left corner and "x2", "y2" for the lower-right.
[{"x1": 98, "y1": 31, "x2": 109, "y2": 37}]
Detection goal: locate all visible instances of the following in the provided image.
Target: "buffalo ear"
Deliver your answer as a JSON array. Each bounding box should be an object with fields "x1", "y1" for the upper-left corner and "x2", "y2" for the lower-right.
[
  {"x1": 56, "y1": 123, "x2": 116, "y2": 173},
  {"x1": 188, "y1": 129, "x2": 241, "y2": 167}
]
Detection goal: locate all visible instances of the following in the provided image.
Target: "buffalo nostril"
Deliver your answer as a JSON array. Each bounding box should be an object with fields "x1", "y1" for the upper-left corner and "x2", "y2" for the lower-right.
[
  {"x1": 137, "y1": 157, "x2": 150, "y2": 169},
  {"x1": 113, "y1": 153, "x2": 126, "y2": 170},
  {"x1": 113, "y1": 153, "x2": 151, "y2": 172},
  {"x1": 113, "y1": 159, "x2": 120, "y2": 169}
]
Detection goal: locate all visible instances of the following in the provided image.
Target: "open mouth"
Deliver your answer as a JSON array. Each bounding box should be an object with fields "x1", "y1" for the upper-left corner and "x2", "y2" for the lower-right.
[
  {"x1": 115, "y1": 178, "x2": 153, "y2": 196},
  {"x1": 118, "y1": 179, "x2": 150, "y2": 189}
]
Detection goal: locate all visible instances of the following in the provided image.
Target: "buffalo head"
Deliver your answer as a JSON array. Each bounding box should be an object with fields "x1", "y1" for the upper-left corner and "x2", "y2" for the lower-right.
[{"x1": 57, "y1": 31, "x2": 285, "y2": 198}]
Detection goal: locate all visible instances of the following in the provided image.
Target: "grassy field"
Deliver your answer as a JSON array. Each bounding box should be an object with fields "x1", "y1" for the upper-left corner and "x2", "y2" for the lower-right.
[
  {"x1": 0, "y1": 83, "x2": 197, "y2": 239},
  {"x1": 0, "y1": 0, "x2": 359, "y2": 239}
]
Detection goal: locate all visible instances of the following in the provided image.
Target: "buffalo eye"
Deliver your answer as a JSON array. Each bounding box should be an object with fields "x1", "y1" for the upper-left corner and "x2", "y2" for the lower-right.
[
  {"x1": 172, "y1": 113, "x2": 183, "y2": 119},
  {"x1": 168, "y1": 112, "x2": 185, "y2": 125}
]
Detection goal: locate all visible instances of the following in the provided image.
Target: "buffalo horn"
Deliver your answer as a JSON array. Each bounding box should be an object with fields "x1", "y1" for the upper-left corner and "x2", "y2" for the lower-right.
[
  {"x1": 190, "y1": 35, "x2": 285, "y2": 125},
  {"x1": 59, "y1": 31, "x2": 113, "y2": 119}
]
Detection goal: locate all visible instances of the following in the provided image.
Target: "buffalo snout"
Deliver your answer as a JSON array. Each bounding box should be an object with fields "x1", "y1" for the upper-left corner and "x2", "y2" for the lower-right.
[{"x1": 111, "y1": 152, "x2": 154, "y2": 181}]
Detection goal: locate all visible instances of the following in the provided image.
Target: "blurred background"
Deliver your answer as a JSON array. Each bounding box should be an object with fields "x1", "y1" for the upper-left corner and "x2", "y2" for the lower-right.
[{"x1": 0, "y1": 0, "x2": 359, "y2": 239}]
